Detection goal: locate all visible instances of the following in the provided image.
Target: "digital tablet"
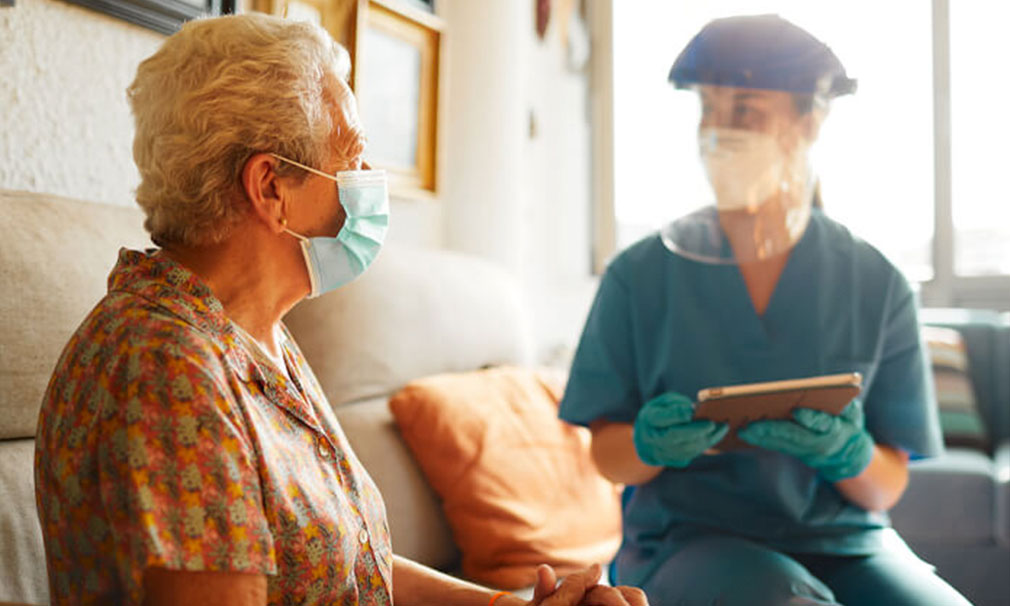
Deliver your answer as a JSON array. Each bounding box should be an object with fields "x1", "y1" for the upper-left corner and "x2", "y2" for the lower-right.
[{"x1": 694, "y1": 372, "x2": 863, "y2": 451}]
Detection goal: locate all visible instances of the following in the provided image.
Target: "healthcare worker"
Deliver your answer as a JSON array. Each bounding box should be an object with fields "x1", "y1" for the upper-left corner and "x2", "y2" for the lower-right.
[{"x1": 559, "y1": 14, "x2": 972, "y2": 606}]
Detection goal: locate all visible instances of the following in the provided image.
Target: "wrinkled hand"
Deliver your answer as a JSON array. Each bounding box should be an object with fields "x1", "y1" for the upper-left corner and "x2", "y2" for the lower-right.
[
  {"x1": 526, "y1": 564, "x2": 649, "y2": 606},
  {"x1": 737, "y1": 399, "x2": 874, "y2": 482},
  {"x1": 633, "y1": 392, "x2": 728, "y2": 467}
]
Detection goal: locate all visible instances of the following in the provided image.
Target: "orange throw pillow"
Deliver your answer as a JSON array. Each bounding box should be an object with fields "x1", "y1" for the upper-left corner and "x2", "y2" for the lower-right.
[{"x1": 388, "y1": 366, "x2": 622, "y2": 589}]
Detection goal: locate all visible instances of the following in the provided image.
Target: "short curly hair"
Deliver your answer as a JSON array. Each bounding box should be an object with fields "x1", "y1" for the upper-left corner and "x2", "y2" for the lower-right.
[{"x1": 128, "y1": 14, "x2": 354, "y2": 247}]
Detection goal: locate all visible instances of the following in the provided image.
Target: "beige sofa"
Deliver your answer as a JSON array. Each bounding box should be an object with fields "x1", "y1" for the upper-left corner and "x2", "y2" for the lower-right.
[{"x1": 0, "y1": 189, "x2": 534, "y2": 605}]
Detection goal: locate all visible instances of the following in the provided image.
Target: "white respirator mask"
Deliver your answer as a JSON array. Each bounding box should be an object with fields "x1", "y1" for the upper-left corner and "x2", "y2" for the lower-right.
[
  {"x1": 662, "y1": 127, "x2": 817, "y2": 264},
  {"x1": 699, "y1": 127, "x2": 805, "y2": 212}
]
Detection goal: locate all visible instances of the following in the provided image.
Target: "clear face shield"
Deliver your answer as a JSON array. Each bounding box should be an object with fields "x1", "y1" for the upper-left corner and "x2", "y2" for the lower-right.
[{"x1": 662, "y1": 85, "x2": 825, "y2": 265}]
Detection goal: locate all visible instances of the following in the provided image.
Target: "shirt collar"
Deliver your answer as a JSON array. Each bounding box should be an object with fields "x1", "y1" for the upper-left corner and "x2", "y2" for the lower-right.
[
  {"x1": 108, "y1": 248, "x2": 232, "y2": 338},
  {"x1": 107, "y1": 248, "x2": 324, "y2": 430}
]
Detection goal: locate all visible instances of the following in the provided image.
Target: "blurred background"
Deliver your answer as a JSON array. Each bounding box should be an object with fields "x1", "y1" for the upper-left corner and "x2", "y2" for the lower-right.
[{"x1": 1, "y1": 0, "x2": 1007, "y2": 365}]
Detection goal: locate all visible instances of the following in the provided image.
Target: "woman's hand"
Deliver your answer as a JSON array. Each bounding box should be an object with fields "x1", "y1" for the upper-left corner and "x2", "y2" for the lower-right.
[
  {"x1": 737, "y1": 399, "x2": 874, "y2": 481},
  {"x1": 393, "y1": 555, "x2": 647, "y2": 606},
  {"x1": 633, "y1": 392, "x2": 728, "y2": 468},
  {"x1": 524, "y1": 564, "x2": 648, "y2": 606}
]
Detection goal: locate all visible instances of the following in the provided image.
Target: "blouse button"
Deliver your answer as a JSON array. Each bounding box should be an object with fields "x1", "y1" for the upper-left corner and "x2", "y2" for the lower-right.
[
  {"x1": 358, "y1": 529, "x2": 369, "y2": 544},
  {"x1": 317, "y1": 439, "x2": 331, "y2": 459}
]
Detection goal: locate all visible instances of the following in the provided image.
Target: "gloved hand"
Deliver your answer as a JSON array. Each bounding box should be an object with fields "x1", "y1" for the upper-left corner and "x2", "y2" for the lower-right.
[
  {"x1": 633, "y1": 392, "x2": 729, "y2": 467},
  {"x1": 737, "y1": 399, "x2": 874, "y2": 482}
]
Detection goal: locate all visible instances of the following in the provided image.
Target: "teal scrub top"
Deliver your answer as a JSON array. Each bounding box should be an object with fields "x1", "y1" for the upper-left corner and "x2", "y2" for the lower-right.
[{"x1": 559, "y1": 210, "x2": 944, "y2": 586}]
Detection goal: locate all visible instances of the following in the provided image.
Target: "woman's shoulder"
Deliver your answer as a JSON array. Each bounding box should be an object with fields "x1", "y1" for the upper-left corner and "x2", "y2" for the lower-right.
[
  {"x1": 41, "y1": 292, "x2": 235, "y2": 437},
  {"x1": 812, "y1": 210, "x2": 903, "y2": 275},
  {"x1": 808, "y1": 211, "x2": 917, "y2": 311},
  {"x1": 73, "y1": 290, "x2": 228, "y2": 371},
  {"x1": 605, "y1": 233, "x2": 669, "y2": 283}
]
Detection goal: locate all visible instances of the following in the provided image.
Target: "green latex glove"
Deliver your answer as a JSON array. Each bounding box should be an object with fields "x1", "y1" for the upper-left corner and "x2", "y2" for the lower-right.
[
  {"x1": 737, "y1": 399, "x2": 875, "y2": 482},
  {"x1": 633, "y1": 392, "x2": 729, "y2": 468}
]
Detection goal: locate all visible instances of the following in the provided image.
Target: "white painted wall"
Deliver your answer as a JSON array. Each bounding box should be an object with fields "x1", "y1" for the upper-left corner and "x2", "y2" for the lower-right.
[
  {"x1": 0, "y1": 0, "x2": 162, "y2": 208},
  {"x1": 0, "y1": 0, "x2": 599, "y2": 362},
  {"x1": 521, "y1": 4, "x2": 600, "y2": 366},
  {"x1": 0, "y1": 0, "x2": 441, "y2": 248},
  {"x1": 440, "y1": 0, "x2": 527, "y2": 272},
  {"x1": 441, "y1": 0, "x2": 599, "y2": 364}
]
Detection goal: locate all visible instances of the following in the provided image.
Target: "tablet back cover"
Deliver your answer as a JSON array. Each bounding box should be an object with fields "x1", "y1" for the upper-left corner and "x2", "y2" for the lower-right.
[{"x1": 695, "y1": 384, "x2": 861, "y2": 450}]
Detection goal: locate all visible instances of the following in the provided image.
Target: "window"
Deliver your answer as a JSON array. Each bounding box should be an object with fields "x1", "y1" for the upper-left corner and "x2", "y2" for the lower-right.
[
  {"x1": 950, "y1": 1, "x2": 1010, "y2": 278},
  {"x1": 602, "y1": 0, "x2": 1009, "y2": 310}
]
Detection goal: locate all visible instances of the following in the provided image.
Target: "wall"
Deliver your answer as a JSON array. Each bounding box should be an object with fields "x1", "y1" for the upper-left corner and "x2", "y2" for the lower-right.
[
  {"x1": 523, "y1": 2, "x2": 599, "y2": 365},
  {"x1": 0, "y1": 0, "x2": 442, "y2": 248},
  {"x1": 441, "y1": 0, "x2": 599, "y2": 364},
  {"x1": 0, "y1": 0, "x2": 600, "y2": 362},
  {"x1": 0, "y1": 0, "x2": 162, "y2": 208}
]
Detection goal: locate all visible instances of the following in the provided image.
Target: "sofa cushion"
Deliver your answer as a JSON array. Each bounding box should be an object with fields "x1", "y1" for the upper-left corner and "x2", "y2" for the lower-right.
[
  {"x1": 0, "y1": 439, "x2": 47, "y2": 605},
  {"x1": 388, "y1": 366, "x2": 622, "y2": 589},
  {"x1": 920, "y1": 308, "x2": 1010, "y2": 446},
  {"x1": 333, "y1": 397, "x2": 460, "y2": 571},
  {"x1": 0, "y1": 190, "x2": 148, "y2": 440},
  {"x1": 891, "y1": 447, "x2": 996, "y2": 544},
  {"x1": 921, "y1": 325, "x2": 988, "y2": 450},
  {"x1": 284, "y1": 245, "x2": 533, "y2": 410}
]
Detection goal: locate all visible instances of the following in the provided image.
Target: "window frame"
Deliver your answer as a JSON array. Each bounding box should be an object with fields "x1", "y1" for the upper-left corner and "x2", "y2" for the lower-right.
[{"x1": 920, "y1": 0, "x2": 1009, "y2": 310}]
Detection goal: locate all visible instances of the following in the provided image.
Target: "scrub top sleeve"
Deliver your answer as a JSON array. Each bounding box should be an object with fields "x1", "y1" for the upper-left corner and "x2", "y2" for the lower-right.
[
  {"x1": 559, "y1": 267, "x2": 642, "y2": 427},
  {"x1": 863, "y1": 272, "x2": 945, "y2": 460}
]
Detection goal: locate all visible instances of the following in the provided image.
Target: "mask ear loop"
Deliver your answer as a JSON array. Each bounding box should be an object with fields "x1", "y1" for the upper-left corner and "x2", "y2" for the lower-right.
[
  {"x1": 281, "y1": 220, "x2": 319, "y2": 298},
  {"x1": 276, "y1": 212, "x2": 318, "y2": 296},
  {"x1": 270, "y1": 153, "x2": 339, "y2": 182}
]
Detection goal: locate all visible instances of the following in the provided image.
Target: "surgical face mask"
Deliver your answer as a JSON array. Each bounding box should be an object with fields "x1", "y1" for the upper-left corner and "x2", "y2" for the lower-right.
[
  {"x1": 699, "y1": 128, "x2": 802, "y2": 212},
  {"x1": 271, "y1": 154, "x2": 389, "y2": 298}
]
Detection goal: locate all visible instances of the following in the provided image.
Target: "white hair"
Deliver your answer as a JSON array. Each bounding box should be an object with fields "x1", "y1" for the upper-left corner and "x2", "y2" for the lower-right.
[{"x1": 128, "y1": 13, "x2": 354, "y2": 247}]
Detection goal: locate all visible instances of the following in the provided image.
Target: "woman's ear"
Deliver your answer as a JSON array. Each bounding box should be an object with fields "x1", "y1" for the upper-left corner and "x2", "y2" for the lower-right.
[
  {"x1": 801, "y1": 105, "x2": 829, "y2": 144},
  {"x1": 242, "y1": 153, "x2": 288, "y2": 234},
  {"x1": 783, "y1": 107, "x2": 826, "y2": 154}
]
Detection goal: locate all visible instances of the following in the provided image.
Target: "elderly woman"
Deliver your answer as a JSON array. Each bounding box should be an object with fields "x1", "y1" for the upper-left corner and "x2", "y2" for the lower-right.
[{"x1": 33, "y1": 14, "x2": 647, "y2": 606}]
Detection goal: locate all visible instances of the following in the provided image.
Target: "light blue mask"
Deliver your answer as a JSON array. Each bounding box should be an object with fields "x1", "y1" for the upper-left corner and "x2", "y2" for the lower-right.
[{"x1": 271, "y1": 154, "x2": 390, "y2": 298}]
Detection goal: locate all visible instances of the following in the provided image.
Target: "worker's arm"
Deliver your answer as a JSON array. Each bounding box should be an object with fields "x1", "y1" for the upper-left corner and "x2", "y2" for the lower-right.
[
  {"x1": 834, "y1": 444, "x2": 910, "y2": 512},
  {"x1": 589, "y1": 420, "x2": 663, "y2": 485}
]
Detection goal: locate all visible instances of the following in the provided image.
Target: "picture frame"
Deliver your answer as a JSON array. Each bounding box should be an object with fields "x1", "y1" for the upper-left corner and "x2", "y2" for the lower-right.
[
  {"x1": 252, "y1": 0, "x2": 445, "y2": 197},
  {"x1": 398, "y1": 0, "x2": 433, "y2": 14},
  {"x1": 353, "y1": 0, "x2": 444, "y2": 196},
  {"x1": 62, "y1": 0, "x2": 235, "y2": 35}
]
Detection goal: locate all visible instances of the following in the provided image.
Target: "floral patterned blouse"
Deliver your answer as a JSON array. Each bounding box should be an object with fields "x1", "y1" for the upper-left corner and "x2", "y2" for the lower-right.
[{"x1": 35, "y1": 249, "x2": 393, "y2": 606}]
